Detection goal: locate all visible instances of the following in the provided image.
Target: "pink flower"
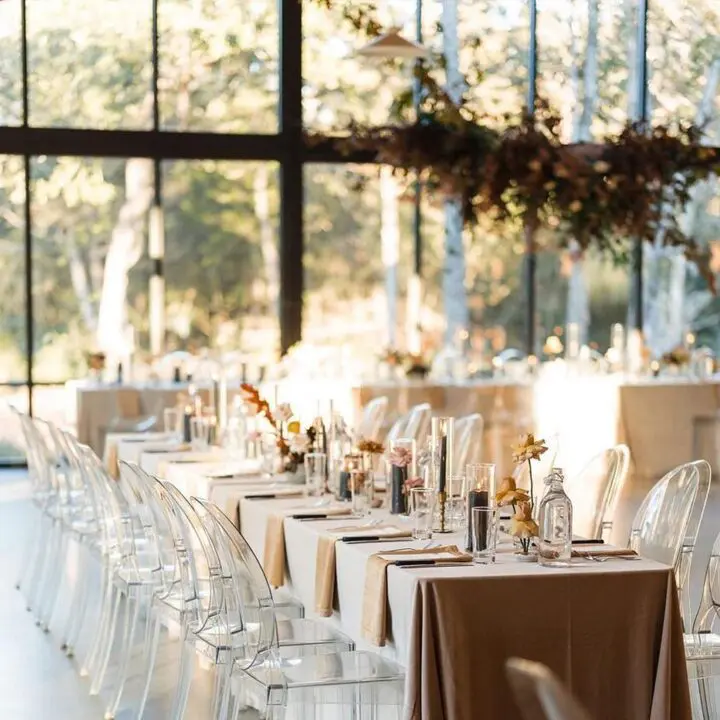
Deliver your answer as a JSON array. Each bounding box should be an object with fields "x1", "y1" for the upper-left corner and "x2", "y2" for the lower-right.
[
  {"x1": 389, "y1": 446, "x2": 413, "y2": 468},
  {"x1": 404, "y1": 476, "x2": 424, "y2": 493},
  {"x1": 275, "y1": 403, "x2": 293, "y2": 422}
]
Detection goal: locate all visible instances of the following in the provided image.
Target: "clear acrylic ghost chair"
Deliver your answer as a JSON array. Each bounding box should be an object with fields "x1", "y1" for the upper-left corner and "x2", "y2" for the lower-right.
[
  {"x1": 13, "y1": 411, "x2": 59, "y2": 607},
  {"x1": 685, "y1": 530, "x2": 720, "y2": 720},
  {"x1": 564, "y1": 445, "x2": 630, "y2": 542},
  {"x1": 157, "y1": 486, "x2": 355, "y2": 720},
  {"x1": 506, "y1": 658, "x2": 593, "y2": 720},
  {"x1": 676, "y1": 460, "x2": 711, "y2": 630},
  {"x1": 453, "y1": 413, "x2": 484, "y2": 472},
  {"x1": 196, "y1": 500, "x2": 406, "y2": 720},
  {"x1": 356, "y1": 396, "x2": 388, "y2": 442},
  {"x1": 628, "y1": 461, "x2": 700, "y2": 564}
]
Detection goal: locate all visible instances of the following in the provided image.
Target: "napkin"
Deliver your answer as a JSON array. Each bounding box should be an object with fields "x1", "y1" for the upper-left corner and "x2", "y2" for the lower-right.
[
  {"x1": 262, "y1": 506, "x2": 352, "y2": 589},
  {"x1": 314, "y1": 524, "x2": 412, "y2": 617},
  {"x1": 361, "y1": 545, "x2": 471, "y2": 646},
  {"x1": 571, "y1": 547, "x2": 638, "y2": 559},
  {"x1": 106, "y1": 442, "x2": 120, "y2": 479}
]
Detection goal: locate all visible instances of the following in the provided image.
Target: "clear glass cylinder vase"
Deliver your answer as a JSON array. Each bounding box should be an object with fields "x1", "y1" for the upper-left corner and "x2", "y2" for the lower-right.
[{"x1": 430, "y1": 417, "x2": 455, "y2": 532}]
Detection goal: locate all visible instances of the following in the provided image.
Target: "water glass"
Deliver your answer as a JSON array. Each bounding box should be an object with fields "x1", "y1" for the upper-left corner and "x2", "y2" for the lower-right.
[
  {"x1": 471, "y1": 506, "x2": 497, "y2": 564},
  {"x1": 350, "y1": 468, "x2": 373, "y2": 516},
  {"x1": 190, "y1": 416, "x2": 211, "y2": 451},
  {"x1": 410, "y1": 488, "x2": 435, "y2": 540},
  {"x1": 304, "y1": 452, "x2": 327, "y2": 497},
  {"x1": 163, "y1": 407, "x2": 181, "y2": 439}
]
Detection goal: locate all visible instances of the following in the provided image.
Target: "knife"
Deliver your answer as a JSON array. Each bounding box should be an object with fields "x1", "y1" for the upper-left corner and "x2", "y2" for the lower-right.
[
  {"x1": 341, "y1": 535, "x2": 408, "y2": 543},
  {"x1": 394, "y1": 559, "x2": 469, "y2": 568},
  {"x1": 571, "y1": 539, "x2": 605, "y2": 545}
]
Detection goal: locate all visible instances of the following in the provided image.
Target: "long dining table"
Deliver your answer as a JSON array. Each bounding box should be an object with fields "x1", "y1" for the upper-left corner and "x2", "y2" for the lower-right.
[{"x1": 126, "y1": 447, "x2": 695, "y2": 720}]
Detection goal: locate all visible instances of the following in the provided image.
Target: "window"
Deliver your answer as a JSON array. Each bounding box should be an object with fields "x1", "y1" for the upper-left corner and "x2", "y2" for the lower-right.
[
  {"x1": 31, "y1": 156, "x2": 153, "y2": 382},
  {"x1": 0, "y1": 0, "x2": 22, "y2": 126},
  {"x1": 27, "y1": 0, "x2": 152, "y2": 129},
  {"x1": 159, "y1": 0, "x2": 279, "y2": 133},
  {"x1": 163, "y1": 160, "x2": 280, "y2": 361}
]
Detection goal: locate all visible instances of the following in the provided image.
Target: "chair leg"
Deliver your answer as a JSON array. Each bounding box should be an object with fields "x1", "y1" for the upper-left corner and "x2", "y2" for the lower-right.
[
  {"x1": 137, "y1": 615, "x2": 162, "y2": 719},
  {"x1": 26, "y1": 515, "x2": 52, "y2": 615},
  {"x1": 698, "y1": 675, "x2": 714, "y2": 720},
  {"x1": 66, "y1": 543, "x2": 93, "y2": 657},
  {"x1": 105, "y1": 594, "x2": 141, "y2": 720},
  {"x1": 59, "y1": 537, "x2": 83, "y2": 652},
  {"x1": 81, "y1": 560, "x2": 112, "y2": 678},
  {"x1": 38, "y1": 525, "x2": 67, "y2": 631},
  {"x1": 16, "y1": 505, "x2": 41, "y2": 593},
  {"x1": 90, "y1": 587, "x2": 122, "y2": 696},
  {"x1": 212, "y1": 662, "x2": 232, "y2": 720},
  {"x1": 170, "y1": 624, "x2": 195, "y2": 720}
]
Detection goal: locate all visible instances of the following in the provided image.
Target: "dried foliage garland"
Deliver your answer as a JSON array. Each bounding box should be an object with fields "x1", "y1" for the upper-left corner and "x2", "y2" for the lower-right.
[{"x1": 307, "y1": 0, "x2": 720, "y2": 288}]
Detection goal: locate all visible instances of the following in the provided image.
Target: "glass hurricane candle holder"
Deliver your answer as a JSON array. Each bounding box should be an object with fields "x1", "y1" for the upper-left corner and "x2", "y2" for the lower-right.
[
  {"x1": 430, "y1": 417, "x2": 454, "y2": 532},
  {"x1": 465, "y1": 463, "x2": 496, "y2": 551}
]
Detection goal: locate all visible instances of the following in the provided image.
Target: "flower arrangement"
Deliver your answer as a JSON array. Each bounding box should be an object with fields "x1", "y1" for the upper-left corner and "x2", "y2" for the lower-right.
[
  {"x1": 661, "y1": 346, "x2": 692, "y2": 367},
  {"x1": 240, "y1": 383, "x2": 316, "y2": 473},
  {"x1": 496, "y1": 433, "x2": 549, "y2": 555},
  {"x1": 357, "y1": 438, "x2": 385, "y2": 455},
  {"x1": 86, "y1": 351, "x2": 106, "y2": 372}
]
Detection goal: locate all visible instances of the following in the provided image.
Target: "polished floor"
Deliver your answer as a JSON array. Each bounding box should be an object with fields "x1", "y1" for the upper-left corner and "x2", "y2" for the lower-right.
[{"x1": 0, "y1": 472, "x2": 236, "y2": 720}]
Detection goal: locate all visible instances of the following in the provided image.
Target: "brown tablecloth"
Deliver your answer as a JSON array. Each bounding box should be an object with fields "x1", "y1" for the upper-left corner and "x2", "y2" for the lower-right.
[{"x1": 405, "y1": 567, "x2": 690, "y2": 720}]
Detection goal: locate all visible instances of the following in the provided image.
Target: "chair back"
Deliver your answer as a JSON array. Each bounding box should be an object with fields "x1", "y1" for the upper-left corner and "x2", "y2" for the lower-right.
[
  {"x1": 453, "y1": 413, "x2": 484, "y2": 472},
  {"x1": 566, "y1": 445, "x2": 630, "y2": 541},
  {"x1": 356, "y1": 396, "x2": 388, "y2": 441},
  {"x1": 194, "y1": 499, "x2": 279, "y2": 668},
  {"x1": 386, "y1": 403, "x2": 432, "y2": 447},
  {"x1": 506, "y1": 658, "x2": 593, "y2": 720},
  {"x1": 628, "y1": 461, "x2": 702, "y2": 570},
  {"x1": 693, "y1": 528, "x2": 720, "y2": 633}
]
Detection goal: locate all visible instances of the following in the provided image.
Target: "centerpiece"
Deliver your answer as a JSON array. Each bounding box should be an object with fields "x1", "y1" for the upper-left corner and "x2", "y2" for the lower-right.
[
  {"x1": 496, "y1": 433, "x2": 549, "y2": 560},
  {"x1": 240, "y1": 384, "x2": 316, "y2": 482}
]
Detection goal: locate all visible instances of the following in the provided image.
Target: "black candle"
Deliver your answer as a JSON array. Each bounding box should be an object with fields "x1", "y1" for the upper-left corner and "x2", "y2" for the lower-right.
[
  {"x1": 438, "y1": 435, "x2": 447, "y2": 493},
  {"x1": 173, "y1": 365, "x2": 181, "y2": 383},
  {"x1": 338, "y1": 471, "x2": 351, "y2": 500},
  {"x1": 466, "y1": 489, "x2": 489, "y2": 552},
  {"x1": 182, "y1": 409, "x2": 192, "y2": 443},
  {"x1": 390, "y1": 466, "x2": 408, "y2": 514}
]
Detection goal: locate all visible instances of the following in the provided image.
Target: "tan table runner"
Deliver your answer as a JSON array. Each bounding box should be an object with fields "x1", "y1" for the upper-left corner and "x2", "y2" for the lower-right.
[
  {"x1": 362, "y1": 545, "x2": 471, "y2": 647},
  {"x1": 263, "y1": 506, "x2": 352, "y2": 588},
  {"x1": 315, "y1": 524, "x2": 412, "y2": 617}
]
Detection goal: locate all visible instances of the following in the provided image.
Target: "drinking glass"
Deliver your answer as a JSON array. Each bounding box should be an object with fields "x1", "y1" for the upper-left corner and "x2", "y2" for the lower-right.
[
  {"x1": 446, "y1": 474, "x2": 466, "y2": 531},
  {"x1": 471, "y1": 506, "x2": 498, "y2": 564},
  {"x1": 350, "y1": 467, "x2": 373, "y2": 516},
  {"x1": 260, "y1": 432, "x2": 279, "y2": 476},
  {"x1": 410, "y1": 488, "x2": 435, "y2": 540},
  {"x1": 304, "y1": 452, "x2": 327, "y2": 498},
  {"x1": 190, "y1": 417, "x2": 211, "y2": 450},
  {"x1": 163, "y1": 407, "x2": 181, "y2": 440}
]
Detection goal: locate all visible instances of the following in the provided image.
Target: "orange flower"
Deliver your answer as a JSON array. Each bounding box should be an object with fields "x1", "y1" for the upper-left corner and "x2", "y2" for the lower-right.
[
  {"x1": 511, "y1": 433, "x2": 549, "y2": 465},
  {"x1": 510, "y1": 501, "x2": 539, "y2": 539},
  {"x1": 495, "y1": 476, "x2": 530, "y2": 507}
]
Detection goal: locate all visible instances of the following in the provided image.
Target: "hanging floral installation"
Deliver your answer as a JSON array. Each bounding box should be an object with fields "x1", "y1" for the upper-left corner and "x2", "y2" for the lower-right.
[{"x1": 306, "y1": 0, "x2": 720, "y2": 289}]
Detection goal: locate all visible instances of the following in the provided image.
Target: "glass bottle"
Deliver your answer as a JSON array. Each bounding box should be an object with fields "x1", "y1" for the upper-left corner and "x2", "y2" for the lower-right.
[{"x1": 538, "y1": 468, "x2": 573, "y2": 567}]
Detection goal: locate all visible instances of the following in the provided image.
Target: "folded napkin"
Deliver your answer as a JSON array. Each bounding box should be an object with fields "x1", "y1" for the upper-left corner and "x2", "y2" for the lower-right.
[
  {"x1": 571, "y1": 547, "x2": 638, "y2": 558},
  {"x1": 315, "y1": 524, "x2": 413, "y2": 617},
  {"x1": 263, "y1": 506, "x2": 352, "y2": 588},
  {"x1": 361, "y1": 545, "x2": 471, "y2": 646},
  {"x1": 106, "y1": 442, "x2": 120, "y2": 479}
]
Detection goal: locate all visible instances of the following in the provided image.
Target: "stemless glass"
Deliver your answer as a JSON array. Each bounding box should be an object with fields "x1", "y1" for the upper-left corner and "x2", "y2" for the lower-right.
[
  {"x1": 471, "y1": 506, "x2": 498, "y2": 564},
  {"x1": 410, "y1": 488, "x2": 435, "y2": 540},
  {"x1": 190, "y1": 416, "x2": 211, "y2": 450},
  {"x1": 304, "y1": 452, "x2": 327, "y2": 498},
  {"x1": 350, "y1": 466, "x2": 373, "y2": 516},
  {"x1": 163, "y1": 407, "x2": 181, "y2": 440}
]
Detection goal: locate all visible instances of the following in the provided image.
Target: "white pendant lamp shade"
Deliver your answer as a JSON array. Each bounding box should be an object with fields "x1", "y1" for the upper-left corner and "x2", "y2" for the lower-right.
[{"x1": 357, "y1": 29, "x2": 429, "y2": 60}]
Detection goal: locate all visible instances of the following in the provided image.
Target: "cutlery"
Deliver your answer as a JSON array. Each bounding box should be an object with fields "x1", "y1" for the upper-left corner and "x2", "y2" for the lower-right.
[
  {"x1": 341, "y1": 536, "x2": 409, "y2": 544},
  {"x1": 394, "y1": 560, "x2": 471, "y2": 568},
  {"x1": 572, "y1": 539, "x2": 605, "y2": 545}
]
